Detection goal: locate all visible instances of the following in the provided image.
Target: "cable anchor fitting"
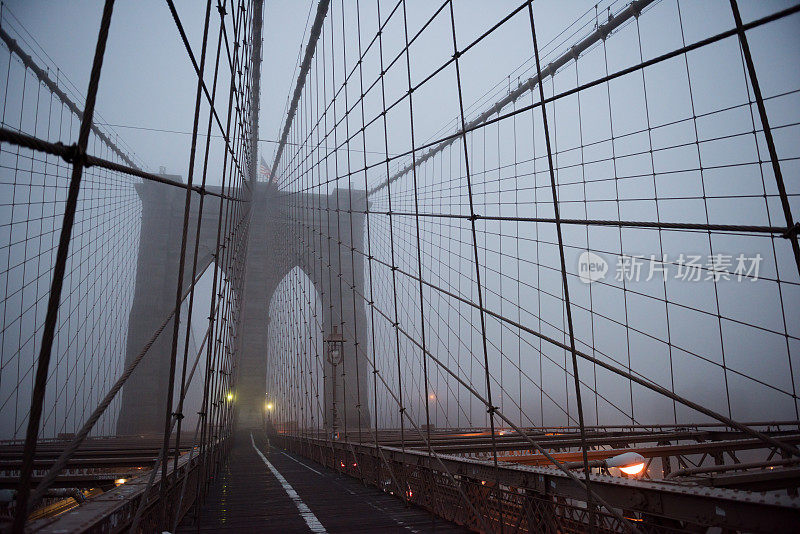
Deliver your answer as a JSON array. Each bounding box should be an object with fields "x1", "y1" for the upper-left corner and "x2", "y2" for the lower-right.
[
  {"x1": 56, "y1": 142, "x2": 91, "y2": 168},
  {"x1": 782, "y1": 222, "x2": 800, "y2": 240}
]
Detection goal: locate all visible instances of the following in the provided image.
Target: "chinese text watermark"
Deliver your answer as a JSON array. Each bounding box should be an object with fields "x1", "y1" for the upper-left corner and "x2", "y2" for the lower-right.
[{"x1": 577, "y1": 252, "x2": 763, "y2": 284}]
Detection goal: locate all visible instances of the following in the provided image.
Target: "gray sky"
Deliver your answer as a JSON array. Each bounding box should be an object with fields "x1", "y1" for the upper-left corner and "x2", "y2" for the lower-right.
[
  {"x1": 0, "y1": 1, "x2": 798, "y2": 438},
  {"x1": 2, "y1": 1, "x2": 631, "y2": 178},
  {"x1": 4, "y1": 0, "x2": 314, "y2": 180}
]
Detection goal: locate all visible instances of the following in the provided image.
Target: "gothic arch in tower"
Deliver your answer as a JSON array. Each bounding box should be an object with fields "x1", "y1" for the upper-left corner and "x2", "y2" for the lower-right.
[{"x1": 116, "y1": 179, "x2": 370, "y2": 435}]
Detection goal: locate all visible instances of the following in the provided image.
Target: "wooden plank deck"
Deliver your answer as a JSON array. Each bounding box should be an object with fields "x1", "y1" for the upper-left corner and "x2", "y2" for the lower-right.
[{"x1": 178, "y1": 430, "x2": 471, "y2": 533}]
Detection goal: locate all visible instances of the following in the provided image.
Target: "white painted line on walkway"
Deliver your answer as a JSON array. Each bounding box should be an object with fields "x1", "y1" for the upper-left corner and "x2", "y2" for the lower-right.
[
  {"x1": 279, "y1": 449, "x2": 357, "y2": 495},
  {"x1": 279, "y1": 450, "x2": 323, "y2": 476},
  {"x1": 250, "y1": 433, "x2": 327, "y2": 533}
]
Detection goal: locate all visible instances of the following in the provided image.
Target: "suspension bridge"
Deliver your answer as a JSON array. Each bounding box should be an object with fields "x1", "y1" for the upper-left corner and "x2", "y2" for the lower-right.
[{"x1": 0, "y1": 0, "x2": 799, "y2": 531}]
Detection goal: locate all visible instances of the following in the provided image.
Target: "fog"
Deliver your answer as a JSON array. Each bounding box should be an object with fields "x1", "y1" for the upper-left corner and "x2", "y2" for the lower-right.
[{"x1": 0, "y1": 0, "x2": 798, "y2": 440}]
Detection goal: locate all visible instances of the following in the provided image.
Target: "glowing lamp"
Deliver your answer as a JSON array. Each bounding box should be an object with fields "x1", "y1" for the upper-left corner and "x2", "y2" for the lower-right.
[
  {"x1": 619, "y1": 463, "x2": 646, "y2": 475},
  {"x1": 605, "y1": 452, "x2": 646, "y2": 475}
]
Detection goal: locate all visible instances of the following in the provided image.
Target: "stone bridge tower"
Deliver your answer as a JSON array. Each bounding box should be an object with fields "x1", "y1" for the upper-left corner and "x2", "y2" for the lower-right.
[{"x1": 116, "y1": 179, "x2": 370, "y2": 434}]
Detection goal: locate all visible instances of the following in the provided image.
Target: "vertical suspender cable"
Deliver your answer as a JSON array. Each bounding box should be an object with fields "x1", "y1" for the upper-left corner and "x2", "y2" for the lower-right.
[
  {"x1": 525, "y1": 0, "x2": 594, "y2": 526},
  {"x1": 400, "y1": 0, "x2": 434, "y2": 452},
  {"x1": 158, "y1": 0, "x2": 213, "y2": 523},
  {"x1": 447, "y1": 0, "x2": 499, "y2": 468}
]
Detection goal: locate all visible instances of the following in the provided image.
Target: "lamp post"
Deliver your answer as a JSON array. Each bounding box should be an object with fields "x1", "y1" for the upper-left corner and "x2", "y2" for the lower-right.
[
  {"x1": 324, "y1": 325, "x2": 346, "y2": 439},
  {"x1": 264, "y1": 392, "x2": 273, "y2": 425}
]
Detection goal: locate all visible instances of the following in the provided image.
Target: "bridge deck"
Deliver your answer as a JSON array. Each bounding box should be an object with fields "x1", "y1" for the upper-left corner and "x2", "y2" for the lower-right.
[{"x1": 178, "y1": 431, "x2": 470, "y2": 533}]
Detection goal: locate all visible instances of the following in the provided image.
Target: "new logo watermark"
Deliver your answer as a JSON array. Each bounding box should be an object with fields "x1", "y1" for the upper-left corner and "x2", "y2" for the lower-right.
[
  {"x1": 578, "y1": 251, "x2": 608, "y2": 283},
  {"x1": 576, "y1": 252, "x2": 763, "y2": 284}
]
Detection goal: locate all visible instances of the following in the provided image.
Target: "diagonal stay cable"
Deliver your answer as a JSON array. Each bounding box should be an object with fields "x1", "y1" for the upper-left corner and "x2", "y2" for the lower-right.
[
  {"x1": 296, "y1": 213, "x2": 649, "y2": 529},
  {"x1": 13, "y1": 2, "x2": 116, "y2": 530},
  {"x1": 340, "y1": 260, "x2": 639, "y2": 532},
  {"x1": 26, "y1": 255, "x2": 216, "y2": 511},
  {"x1": 526, "y1": 0, "x2": 596, "y2": 523},
  {"x1": 131, "y1": 287, "x2": 228, "y2": 533},
  {"x1": 158, "y1": 1, "x2": 213, "y2": 521},
  {"x1": 302, "y1": 210, "x2": 800, "y2": 461}
]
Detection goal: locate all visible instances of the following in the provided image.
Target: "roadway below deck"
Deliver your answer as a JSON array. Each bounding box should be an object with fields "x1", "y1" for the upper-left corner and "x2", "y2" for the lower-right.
[{"x1": 177, "y1": 430, "x2": 470, "y2": 533}]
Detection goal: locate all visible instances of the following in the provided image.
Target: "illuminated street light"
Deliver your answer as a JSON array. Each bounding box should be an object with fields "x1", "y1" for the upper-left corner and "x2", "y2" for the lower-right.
[
  {"x1": 618, "y1": 463, "x2": 646, "y2": 475},
  {"x1": 564, "y1": 451, "x2": 646, "y2": 476},
  {"x1": 266, "y1": 403, "x2": 273, "y2": 411},
  {"x1": 226, "y1": 392, "x2": 234, "y2": 402},
  {"x1": 605, "y1": 452, "x2": 646, "y2": 475}
]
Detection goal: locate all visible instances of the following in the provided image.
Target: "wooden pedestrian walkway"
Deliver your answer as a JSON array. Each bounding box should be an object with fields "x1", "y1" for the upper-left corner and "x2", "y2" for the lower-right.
[{"x1": 177, "y1": 431, "x2": 471, "y2": 533}]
